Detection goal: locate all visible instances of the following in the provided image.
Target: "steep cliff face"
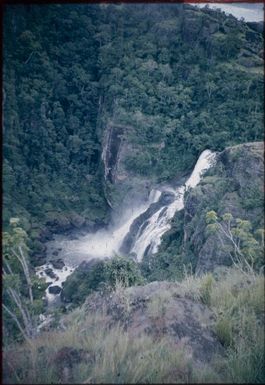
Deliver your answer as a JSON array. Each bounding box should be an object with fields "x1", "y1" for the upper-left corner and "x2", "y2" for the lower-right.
[
  {"x1": 182, "y1": 142, "x2": 264, "y2": 274},
  {"x1": 101, "y1": 122, "x2": 154, "y2": 211},
  {"x1": 101, "y1": 123, "x2": 126, "y2": 184}
]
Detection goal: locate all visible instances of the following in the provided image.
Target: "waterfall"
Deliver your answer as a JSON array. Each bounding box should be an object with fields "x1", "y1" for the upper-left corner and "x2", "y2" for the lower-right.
[
  {"x1": 37, "y1": 149, "x2": 216, "y2": 304},
  {"x1": 46, "y1": 149, "x2": 216, "y2": 264},
  {"x1": 124, "y1": 149, "x2": 216, "y2": 260}
]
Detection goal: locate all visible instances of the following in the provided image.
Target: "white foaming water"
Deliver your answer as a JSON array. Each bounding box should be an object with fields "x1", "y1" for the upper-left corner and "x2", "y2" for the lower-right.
[
  {"x1": 35, "y1": 263, "x2": 75, "y2": 304},
  {"x1": 48, "y1": 189, "x2": 162, "y2": 265},
  {"x1": 186, "y1": 149, "x2": 216, "y2": 189},
  {"x1": 131, "y1": 150, "x2": 216, "y2": 260}
]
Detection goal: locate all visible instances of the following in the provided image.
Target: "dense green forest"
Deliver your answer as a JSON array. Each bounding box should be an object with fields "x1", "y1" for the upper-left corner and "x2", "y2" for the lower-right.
[
  {"x1": 3, "y1": 4, "x2": 264, "y2": 383},
  {"x1": 3, "y1": 3, "x2": 263, "y2": 237}
]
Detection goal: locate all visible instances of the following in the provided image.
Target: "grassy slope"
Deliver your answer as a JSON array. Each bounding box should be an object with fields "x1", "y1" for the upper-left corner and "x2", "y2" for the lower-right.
[{"x1": 3, "y1": 267, "x2": 264, "y2": 384}]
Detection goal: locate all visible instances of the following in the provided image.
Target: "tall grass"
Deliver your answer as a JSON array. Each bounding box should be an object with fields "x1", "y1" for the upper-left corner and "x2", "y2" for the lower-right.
[
  {"x1": 175, "y1": 266, "x2": 264, "y2": 383},
  {"x1": 3, "y1": 312, "x2": 194, "y2": 384},
  {"x1": 3, "y1": 268, "x2": 264, "y2": 384}
]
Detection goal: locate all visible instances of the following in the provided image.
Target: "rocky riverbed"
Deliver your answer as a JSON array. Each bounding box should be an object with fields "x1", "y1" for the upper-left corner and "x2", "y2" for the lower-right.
[{"x1": 35, "y1": 260, "x2": 75, "y2": 306}]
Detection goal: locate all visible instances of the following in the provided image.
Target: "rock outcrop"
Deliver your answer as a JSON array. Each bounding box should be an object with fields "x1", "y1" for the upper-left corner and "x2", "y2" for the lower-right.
[
  {"x1": 182, "y1": 142, "x2": 264, "y2": 274},
  {"x1": 84, "y1": 281, "x2": 224, "y2": 364},
  {"x1": 101, "y1": 122, "x2": 152, "y2": 211},
  {"x1": 48, "y1": 285, "x2": 62, "y2": 295}
]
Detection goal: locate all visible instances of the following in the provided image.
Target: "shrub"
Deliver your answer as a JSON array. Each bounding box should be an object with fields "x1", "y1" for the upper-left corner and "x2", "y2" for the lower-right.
[
  {"x1": 62, "y1": 256, "x2": 144, "y2": 306},
  {"x1": 61, "y1": 260, "x2": 106, "y2": 305},
  {"x1": 104, "y1": 255, "x2": 144, "y2": 288}
]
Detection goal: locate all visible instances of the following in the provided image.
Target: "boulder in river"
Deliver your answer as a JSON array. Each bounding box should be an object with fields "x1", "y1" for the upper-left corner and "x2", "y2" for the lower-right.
[
  {"x1": 44, "y1": 268, "x2": 57, "y2": 279},
  {"x1": 50, "y1": 259, "x2": 65, "y2": 269},
  {"x1": 48, "y1": 285, "x2": 62, "y2": 295}
]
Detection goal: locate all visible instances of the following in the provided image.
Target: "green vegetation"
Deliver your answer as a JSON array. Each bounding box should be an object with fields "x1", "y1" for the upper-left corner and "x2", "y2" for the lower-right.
[
  {"x1": 3, "y1": 219, "x2": 47, "y2": 345},
  {"x1": 206, "y1": 211, "x2": 264, "y2": 272},
  {"x1": 3, "y1": 4, "x2": 264, "y2": 383},
  {"x1": 3, "y1": 4, "x2": 109, "y2": 235},
  {"x1": 62, "y1": 256, "x2": 144, "y2": 306},
  {"x1": 104, "y1": 255, "x2": 145, "y2": 288},
  {"x1": 199, "y1": 273, "x2": 214, "y2": 305},
  {"x1": 3, "y1": 315, "x2": 194, "y2": 384},
  {"x1": 211, "y1": 270, "x2": 264, "y2": 383},
  {"x1": 3, "y1": 3, "x2": 264, "y2": 235},
  {"x1": 177, "y1": 267, "x2": 264, "y2": 383}
]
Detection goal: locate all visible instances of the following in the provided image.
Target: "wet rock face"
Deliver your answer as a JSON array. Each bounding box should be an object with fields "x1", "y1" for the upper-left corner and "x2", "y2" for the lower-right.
[
  {"x1": 102, "y1": 124, "x2": 125, "y2": 183},
  {"x1": 182, "y1": 142, "x2": 264, "y2": 275},
  {"x1": 46, "y1": 215, "x2": 72, "y2": 233},
  {"x1": 84, "y1": 281, "x2": 224, "y2": 364},
  {"x1": 39, "y1": 228, "x2": 53, "y2": 242},
  {"x1": 45, "y1": 212, "x2": 96, "y2": 235}
]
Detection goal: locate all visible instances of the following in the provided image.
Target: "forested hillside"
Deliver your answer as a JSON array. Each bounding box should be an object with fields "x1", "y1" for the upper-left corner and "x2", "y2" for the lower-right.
[
  {"x1": 3, "y1": 3, "x2": 264, "y2": 237},
  {"x1": 3, "y1": 4, "x2": 264, "y2": 384},
  {"x1": 4, "y1": 5, "x2": 108, "y2": 234}
]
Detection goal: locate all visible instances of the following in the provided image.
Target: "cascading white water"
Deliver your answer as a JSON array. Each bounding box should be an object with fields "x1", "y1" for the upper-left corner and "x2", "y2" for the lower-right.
[
  {"x1": 38, "y1": 149, "x2": 216, "y2": 304},
  {"x1": 130, "y1": 149, "x2": 216, "y2": 260},
  {"x1": 37, "y1": 190, "x2": 162, "y2": 305},
  {"x1": 35, "y1": 263, "x2": 74, "y2": 304},
  {"x1": 130, "y1": 187, "x2": 185, "y2": 259}
]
